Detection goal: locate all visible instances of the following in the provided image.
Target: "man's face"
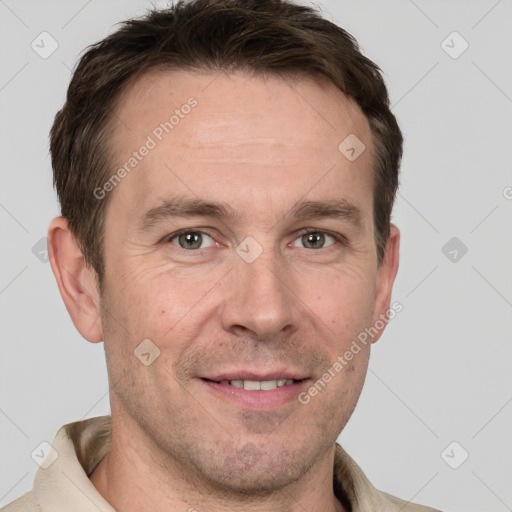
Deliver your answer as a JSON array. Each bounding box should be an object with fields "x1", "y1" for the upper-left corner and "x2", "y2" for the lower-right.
[{"x1": 97, "y1": 70, "x2": 395, "y2": 492}]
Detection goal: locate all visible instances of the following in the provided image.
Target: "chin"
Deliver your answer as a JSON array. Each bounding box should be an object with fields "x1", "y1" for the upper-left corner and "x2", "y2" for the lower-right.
[
  {"x1": 205, "y1": 461, "x2": 304, "y2": 497},
  {"x1": 191, "y1": 442, "x2": 324, "y2": 497}
]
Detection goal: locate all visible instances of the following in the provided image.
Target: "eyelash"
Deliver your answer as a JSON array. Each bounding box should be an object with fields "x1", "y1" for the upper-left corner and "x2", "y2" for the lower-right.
[{"x1": 164, "y1": 227, "x2": 349, "y2": 252}]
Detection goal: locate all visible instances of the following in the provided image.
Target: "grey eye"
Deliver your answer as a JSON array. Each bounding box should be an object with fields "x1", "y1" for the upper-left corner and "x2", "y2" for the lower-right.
[
  {"x1": 292, "y1": 231, "x2": 336, "y2": 249},
  {"x1": 171, "y1": 231, "x2": 215, "y2": 250}
]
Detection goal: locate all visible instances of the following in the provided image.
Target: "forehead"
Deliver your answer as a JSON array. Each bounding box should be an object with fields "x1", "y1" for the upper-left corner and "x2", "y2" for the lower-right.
[
  {"x1": 113, "y1": 69, "x2": 370, "y2": 147},
  {"x1": 106, "y1": 69, "x2": 374, "y2": 226}
]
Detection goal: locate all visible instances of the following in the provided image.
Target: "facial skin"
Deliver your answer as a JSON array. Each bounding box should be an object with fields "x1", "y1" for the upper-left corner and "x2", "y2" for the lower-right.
[{"x1": 48, "y1": 70, "x2": 399, "y2": 512}]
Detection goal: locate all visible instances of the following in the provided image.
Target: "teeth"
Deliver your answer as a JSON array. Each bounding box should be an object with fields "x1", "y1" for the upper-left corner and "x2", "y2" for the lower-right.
[
  {"x1": 260, "y1": 380, "x2": 277, "y2": 390},
  {"x1": 226, "y1": 379, "x2": 295, "y2": 390},
  {"x1": 243, "y1": 380, "x2": 262, "y2": 390}
]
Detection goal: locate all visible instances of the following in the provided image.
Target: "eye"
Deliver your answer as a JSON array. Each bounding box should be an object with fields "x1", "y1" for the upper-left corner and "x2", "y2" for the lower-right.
[
  {"x1": 292, "y1": 229, "x2": 338, "y2": 250},
  {"x1": 169, "y1": 230, "x2": 215, "y2": 250}
]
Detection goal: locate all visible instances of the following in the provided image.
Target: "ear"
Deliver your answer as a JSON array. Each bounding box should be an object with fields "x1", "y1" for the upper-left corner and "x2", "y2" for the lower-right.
[
  {"x1": 47, "y1": 216, "x2": 103, "y2": 343},
  {"x1": 370, "y1": 224, "x2": 400, "y2": 344}
]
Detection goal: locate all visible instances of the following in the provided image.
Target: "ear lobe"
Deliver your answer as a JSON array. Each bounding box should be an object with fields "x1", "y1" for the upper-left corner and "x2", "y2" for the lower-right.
[
  {"x1": 370, "y1": 224, "x2": 400, "y2": 344},
  {"x1": 47, "y1": 216, "x2": 103, "y2": 343}
]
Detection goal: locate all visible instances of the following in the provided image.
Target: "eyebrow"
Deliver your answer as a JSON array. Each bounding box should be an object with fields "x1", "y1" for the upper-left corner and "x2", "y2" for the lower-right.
[{"x1": 137, "y1": 196, "x2": 362, "y2": 233}]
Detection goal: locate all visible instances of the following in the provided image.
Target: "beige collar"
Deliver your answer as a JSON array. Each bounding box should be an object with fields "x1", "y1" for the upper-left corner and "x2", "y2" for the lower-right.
[{"x1": 31, "y1": 415, "x2": 430, "y2": 512}]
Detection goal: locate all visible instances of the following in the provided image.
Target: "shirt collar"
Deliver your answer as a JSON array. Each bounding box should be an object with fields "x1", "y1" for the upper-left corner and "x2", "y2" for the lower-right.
[{"x1": 33, "y1": 415, "x2": 396, "y2": 512}]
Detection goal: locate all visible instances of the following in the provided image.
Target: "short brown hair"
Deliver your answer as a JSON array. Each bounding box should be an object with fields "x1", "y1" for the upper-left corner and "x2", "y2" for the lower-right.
[{"x1": 50, "y1": 0, "x2": 402, "y2": 283}]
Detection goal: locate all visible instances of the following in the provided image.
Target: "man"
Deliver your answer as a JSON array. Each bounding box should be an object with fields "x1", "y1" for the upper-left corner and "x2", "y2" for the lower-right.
[{"x1": 2, "y1": 0, "x2": 441, "y2": 511}]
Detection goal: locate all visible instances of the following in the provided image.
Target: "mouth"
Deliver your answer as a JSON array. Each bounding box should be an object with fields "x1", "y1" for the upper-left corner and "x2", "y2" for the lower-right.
[
  {"x1": 202, "y1": 377, "x2": 303, "y2": 391},
  {"x1": 199, "y1": 374, "x2": 309, "y2": 410}
]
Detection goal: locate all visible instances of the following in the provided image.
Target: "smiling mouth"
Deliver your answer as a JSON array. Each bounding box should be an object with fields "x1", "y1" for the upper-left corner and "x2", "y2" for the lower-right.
[{"x1": 202, "y1": 378, "x2": 304, "y2": 391}]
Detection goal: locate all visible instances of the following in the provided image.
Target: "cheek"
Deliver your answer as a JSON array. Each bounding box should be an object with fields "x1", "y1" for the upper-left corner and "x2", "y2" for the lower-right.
[
  {"x1": 102, "y1": 261, "x2": 222, "y2": 364},
  {"x1": 303, "y1": 267, "x2": 376, "y2": 340}
]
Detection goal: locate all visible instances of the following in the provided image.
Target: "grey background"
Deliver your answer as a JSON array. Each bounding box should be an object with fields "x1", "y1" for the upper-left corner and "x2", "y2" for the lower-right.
[{"x1": 1, "y1": 1, "x2": 511, "y2": 511}]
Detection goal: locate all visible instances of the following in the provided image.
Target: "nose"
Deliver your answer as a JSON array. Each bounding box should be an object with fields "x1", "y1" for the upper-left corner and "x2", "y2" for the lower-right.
[{"x1": 220, "y1": 250, "x2": 300, "y2": 341}]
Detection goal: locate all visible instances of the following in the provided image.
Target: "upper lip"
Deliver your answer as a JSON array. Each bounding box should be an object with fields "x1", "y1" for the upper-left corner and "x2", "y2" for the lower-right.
[{"x1": 202, "y1": 370, "x2": 308, "y2": 381}]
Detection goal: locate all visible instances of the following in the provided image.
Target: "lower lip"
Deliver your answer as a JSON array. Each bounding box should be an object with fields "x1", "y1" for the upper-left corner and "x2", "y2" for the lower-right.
[{"x1": 201, "y1": 379, "x2": 309, "y2": 410}]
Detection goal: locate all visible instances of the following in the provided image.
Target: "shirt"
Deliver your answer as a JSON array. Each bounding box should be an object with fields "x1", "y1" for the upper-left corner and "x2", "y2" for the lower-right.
[{"x1": 1, "y1": 416, "x2": 441, "y2": 512}]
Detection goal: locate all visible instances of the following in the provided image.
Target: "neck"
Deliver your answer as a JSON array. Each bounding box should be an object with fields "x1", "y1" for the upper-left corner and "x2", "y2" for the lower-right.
[{"x1": 89, "y1": 415, "x2": 345, "y2": 512}]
